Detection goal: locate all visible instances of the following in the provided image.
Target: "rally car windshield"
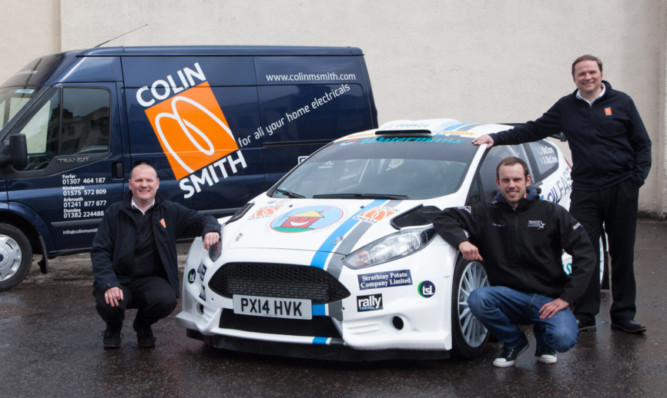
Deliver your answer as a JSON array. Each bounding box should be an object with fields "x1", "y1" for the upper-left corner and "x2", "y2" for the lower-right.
[{"x1": 271, "y1": 134, "x2": 477, "y2": 200}]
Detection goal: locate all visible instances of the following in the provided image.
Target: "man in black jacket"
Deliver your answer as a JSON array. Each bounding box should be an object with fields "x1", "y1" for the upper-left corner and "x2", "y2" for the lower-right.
[
  {"x1": 473, "y1": 55, "x2": 651, "y2": 334},
  {"x1": 434, "y1": 157, "x2": 595, "y2": 367},
  {"x1": 91, "y1": 163, "x2": 220, "y2": 349}
]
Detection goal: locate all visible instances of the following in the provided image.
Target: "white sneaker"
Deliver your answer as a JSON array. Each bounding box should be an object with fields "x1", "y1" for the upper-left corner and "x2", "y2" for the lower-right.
[{"x1": 535, "y1": 346, "x2": 557, "y2": 364}]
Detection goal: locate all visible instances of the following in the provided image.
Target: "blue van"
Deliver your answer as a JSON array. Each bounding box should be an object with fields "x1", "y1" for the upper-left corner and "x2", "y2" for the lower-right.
[{"x1": 0, "y1": 46, "x2": 377, "y2": 290}]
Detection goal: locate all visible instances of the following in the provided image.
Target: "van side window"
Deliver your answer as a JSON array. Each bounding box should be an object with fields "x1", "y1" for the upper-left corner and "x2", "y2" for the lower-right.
[
  {"x1": 19, "y1": 90, "x2": 60, "y2": 170},
  {"x1": 18, "y1": 87, "x2": 110, "y2": 170},
  {"x1": 60, "y1": 88, "x2": 110, "y2": 155}
]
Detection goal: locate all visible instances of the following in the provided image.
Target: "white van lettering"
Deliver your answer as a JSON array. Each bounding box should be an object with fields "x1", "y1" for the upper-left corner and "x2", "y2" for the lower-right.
[
  {"x1": 179, "y1": 179, "x2": 196, "y2": 198},
  {"x1": 167, "y1": 75, "x2": 184, "y2": 95},
  {"x1": 180, "y1": 151, "x2": 247, "y2": 199},
  {"x1": 151, "y1": 79, "x2": 171, "y2": 101},
  {"x1": 135, "y1": 62, "x2": 207, "y2": 108},
  {"x1": 183, "y1": 63, "x2": 206, "y2": 86},
  {"x1": 136, "y1": 86, "x2": 154, "y2": 107}
]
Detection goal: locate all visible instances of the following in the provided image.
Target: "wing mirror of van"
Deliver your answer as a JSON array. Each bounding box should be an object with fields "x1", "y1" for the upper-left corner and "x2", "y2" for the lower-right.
[{"x1": 0, "y1": 134, "x2": 28, "y2": 169}]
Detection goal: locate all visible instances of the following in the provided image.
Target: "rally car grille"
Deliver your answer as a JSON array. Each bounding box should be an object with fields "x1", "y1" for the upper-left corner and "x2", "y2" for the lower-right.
[
  {"x1": 219, "y1": 309, "x2": 342, "y2": 338},
  {"x1": 208, "y1": 262, "x2": 351, "y2": 304}
]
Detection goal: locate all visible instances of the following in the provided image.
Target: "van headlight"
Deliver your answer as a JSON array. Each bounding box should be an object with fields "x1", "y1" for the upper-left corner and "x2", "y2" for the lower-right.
[{"x1": 343, "y1": 227, "x2": 435, "y2": 269}]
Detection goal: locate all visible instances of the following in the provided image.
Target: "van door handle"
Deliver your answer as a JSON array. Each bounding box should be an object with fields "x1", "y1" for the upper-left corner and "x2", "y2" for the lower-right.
[{"x1": 112, "y1": 162, "x2": 123, "y2": 179}]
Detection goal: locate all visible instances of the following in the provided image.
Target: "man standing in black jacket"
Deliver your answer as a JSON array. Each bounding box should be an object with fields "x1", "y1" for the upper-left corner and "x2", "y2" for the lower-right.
[
  {"x1": 473, "y1": 55, "x2": 651, "y2": 334},
  {"x1": 434, "y1": 157, "x2": 595, "y2": 367},
  {"x1": 91, "y1": 163, "x2": 220, "y2": 349}
]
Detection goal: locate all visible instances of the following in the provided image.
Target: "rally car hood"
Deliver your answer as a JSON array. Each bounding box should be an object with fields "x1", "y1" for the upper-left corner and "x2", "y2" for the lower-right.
[{"x1": 222, "y1": 197, "x2": 447, "y2": 254}]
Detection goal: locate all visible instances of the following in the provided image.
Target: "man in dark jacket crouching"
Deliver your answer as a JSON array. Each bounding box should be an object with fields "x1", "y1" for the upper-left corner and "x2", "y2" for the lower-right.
[
  {"x1": 434, "y1": 157, "x2": 595, "y2": 367},
  {"x1": 92, "y1": 163, "x2": 220, "y2": 349}
]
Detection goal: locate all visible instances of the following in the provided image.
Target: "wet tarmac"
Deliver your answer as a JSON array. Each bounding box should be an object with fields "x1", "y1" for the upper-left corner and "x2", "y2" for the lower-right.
[{"x1": 1, "y1": 218, "x2": 666, "y2": 397}]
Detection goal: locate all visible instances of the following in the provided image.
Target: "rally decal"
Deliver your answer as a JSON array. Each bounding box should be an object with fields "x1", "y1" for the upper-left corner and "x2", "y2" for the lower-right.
[
  {"x1": 358, "y1": 270, "x2": 413, "y2": 290},
  {"x1": 270, "y1": 206, "x2": 344, "y2": 233},
  {"x1": 354, "y1": 207, "x2": 397, "y2": 224}
]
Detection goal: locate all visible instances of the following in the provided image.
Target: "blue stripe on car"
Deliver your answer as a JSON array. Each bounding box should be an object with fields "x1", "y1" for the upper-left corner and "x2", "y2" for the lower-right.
[
  {"x1": 312, "y1": 337, "x2": 329, "y2": 345},
  {"x1": 309, "y1": 199, "x2": 387, "y2": 269},
  {"x1": 313, "y1": 304, "x2": 326, "y2": 316}
]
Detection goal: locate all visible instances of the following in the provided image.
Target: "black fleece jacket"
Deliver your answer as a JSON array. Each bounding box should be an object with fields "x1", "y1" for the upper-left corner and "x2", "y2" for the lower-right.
[
  {"x1": 491, "y1": 81, "x2": 651, "y2": 191},
  {"x1": 91, "y1": 193, "x2": 220, "y2": 296},
  {"x1": 433, "y1": 188, "x2": 595, "y2": 304}
]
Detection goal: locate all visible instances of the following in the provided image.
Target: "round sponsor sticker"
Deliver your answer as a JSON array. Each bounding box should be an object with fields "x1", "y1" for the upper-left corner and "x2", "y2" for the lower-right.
[
  {"x1": 187, "y1": 269, "x2": 196, "y2": 284},
  {"x1": 418, "y1": 281, "x2": 436, "y2": 298},
  {"x1": 270, "y1": 206, "x2": 343, "y2": 233}
]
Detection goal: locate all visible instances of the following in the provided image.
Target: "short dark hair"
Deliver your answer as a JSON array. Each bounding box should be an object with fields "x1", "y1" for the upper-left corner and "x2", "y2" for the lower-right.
[
  {"x1": 572, "y1": 54, "x2": 603, "y2": 75},
  {"x1": 496, "y1": 156, "x2": 529, "y2": 180}
]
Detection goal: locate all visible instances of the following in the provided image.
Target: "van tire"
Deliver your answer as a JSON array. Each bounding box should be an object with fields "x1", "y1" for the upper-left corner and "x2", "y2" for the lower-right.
[
  {"x1": 0, "y1": 223, "x2": 32, "y2": 291},
  {"x1": 450, "y1": 256, "x2": 490, "y2": 359}
]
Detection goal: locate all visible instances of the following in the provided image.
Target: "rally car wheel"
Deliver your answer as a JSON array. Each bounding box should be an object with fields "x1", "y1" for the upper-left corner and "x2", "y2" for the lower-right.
[
  {"x1": 0, "y1": 223, "x2": 32, "y2": 291},
  {"x1": 450, "y1": 256, "x2": 490, "y2": 359}
]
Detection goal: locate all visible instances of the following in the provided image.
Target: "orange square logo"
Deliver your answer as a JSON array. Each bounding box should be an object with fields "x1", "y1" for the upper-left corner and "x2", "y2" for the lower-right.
[
  {"x1": 145, "y1": 81, "x2": 238, "y2": 180},
  {"x1": 604, "y1": 107, "x2": 613, "y2": 116}
]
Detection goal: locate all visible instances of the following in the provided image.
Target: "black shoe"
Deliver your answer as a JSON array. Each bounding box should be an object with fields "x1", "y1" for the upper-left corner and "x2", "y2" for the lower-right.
[
  {"x1": 135, "y1": 325, "x2": 156, "y2": 348},
  {"x1": 493, "y1": 334, "x2": 528, "y2": 368},
  {"x1": 611, "y1": 319, "x2": 647, "y2": 334},
  {"x1": 576, "y1": 316, "x2": 596, "y2": 332},
  {"x1": 102, "y1": 328, "x2": 122, "y2": 349},
  {"x1": 535, "y1": 345, "x2": 557, "y2": 364}
]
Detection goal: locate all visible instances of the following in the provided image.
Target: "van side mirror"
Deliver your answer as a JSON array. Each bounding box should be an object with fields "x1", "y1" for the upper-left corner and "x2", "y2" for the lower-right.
[{"x1": 0, "y1": 134, "x2": 28, "y2": 169}]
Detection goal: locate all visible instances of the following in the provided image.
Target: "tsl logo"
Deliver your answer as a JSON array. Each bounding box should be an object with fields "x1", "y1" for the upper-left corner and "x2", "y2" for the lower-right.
[{"x1": 137, "y1": 63, "x2": 247, "y2": 198}]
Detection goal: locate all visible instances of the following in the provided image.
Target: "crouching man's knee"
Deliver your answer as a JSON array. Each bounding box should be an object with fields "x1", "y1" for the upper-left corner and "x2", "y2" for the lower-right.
[{"x1": 551, "y1": 327, "x2": 578, "y2": 353}]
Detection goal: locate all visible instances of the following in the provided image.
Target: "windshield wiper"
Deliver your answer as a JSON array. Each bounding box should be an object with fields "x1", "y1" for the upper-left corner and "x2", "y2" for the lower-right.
[
  {"x1": 274, "y1": 188, "x2": 305, "y2": 198},
  {"x1": 313, "y1": 193, "x2": 409, "y2": 200}
]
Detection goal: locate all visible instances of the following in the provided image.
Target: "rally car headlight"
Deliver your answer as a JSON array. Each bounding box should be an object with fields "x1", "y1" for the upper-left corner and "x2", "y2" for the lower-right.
[{"x1": 343, "y1": 226, "x2": 436, "y2": 269}]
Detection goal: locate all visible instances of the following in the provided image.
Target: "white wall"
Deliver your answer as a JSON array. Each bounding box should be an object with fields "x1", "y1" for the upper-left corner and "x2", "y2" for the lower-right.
[{"x1": 1, "y1": 0, "x2": 666, "y2": 214}]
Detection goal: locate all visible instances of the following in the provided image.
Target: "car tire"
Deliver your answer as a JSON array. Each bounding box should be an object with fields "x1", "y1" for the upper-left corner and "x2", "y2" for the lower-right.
[
  {"x1": 0, "y1": 223, "x2": 33, "y2": 291},
  {"x1": 450, "y1": 255, "x2": 490, "y2": 359}
]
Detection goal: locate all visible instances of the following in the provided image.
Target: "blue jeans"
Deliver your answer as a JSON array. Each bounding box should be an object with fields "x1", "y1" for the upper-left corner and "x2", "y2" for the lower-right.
[{"x1": 468, "y1": 286, "x2": 578, "y2": 352}]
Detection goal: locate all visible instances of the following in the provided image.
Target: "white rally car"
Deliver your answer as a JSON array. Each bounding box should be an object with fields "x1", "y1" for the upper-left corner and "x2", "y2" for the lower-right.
[{"x1": 176, "y1": 119, "x2": 577, "y2": 360}]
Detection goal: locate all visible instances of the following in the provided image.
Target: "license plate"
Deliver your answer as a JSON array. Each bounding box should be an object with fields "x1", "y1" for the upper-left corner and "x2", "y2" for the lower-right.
[{"x1": 233, "y1": 295, "x2": 312, "y2": 320}]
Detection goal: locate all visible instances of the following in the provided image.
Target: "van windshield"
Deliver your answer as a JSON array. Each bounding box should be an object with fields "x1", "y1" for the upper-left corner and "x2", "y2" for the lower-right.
[{"x1": 0, "y1": 87, "x2": 38, "y2": 130}]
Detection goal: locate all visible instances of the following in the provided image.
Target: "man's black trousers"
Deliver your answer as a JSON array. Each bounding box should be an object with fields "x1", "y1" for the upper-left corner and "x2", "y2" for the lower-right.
[
  {"x1": 570, "y1": 179, "x2": 639, "y2": 323},
  {"x1": 94, "y1": 276, "x2": 177, "y2": 330}
]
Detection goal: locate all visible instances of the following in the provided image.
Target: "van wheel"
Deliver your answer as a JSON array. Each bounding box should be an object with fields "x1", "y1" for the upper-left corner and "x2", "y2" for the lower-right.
[
  {"x1": 450, "y1": 256, "x2": 490, "y2": 359},
  {"x1": 0, "y1": 223, "x2": 32, "y2": 291}
]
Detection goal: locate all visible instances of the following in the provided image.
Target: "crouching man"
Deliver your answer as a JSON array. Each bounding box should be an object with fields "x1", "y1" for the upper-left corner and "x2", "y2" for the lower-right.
[
  {"x1": 91, "y1": 163, "x2": 220, "y2": 349},
  {"x1": 434, "y1": 157, "x2": 595, "y2": 367}
]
